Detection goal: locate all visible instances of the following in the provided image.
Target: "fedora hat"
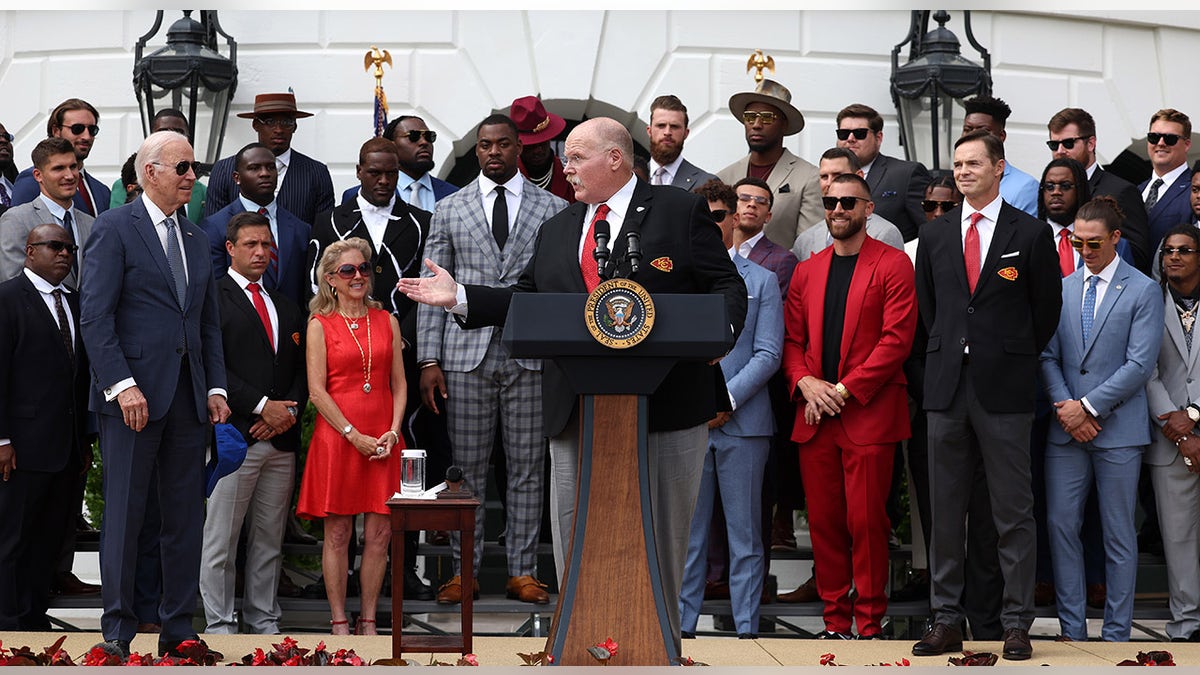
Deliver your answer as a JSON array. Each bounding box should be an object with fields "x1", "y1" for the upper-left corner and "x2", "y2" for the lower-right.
[
  {"x1": 728, "y1": 79, "x2": 805, "y2": 135},
  {"x1": 236, "y1": 92, "x2": 314, "y2": 120},
  {"x1": 510, "y1": 95, "x2": 566, "y2": 145}
]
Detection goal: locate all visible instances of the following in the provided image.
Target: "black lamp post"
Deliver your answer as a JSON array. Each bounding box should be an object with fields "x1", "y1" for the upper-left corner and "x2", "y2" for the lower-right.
[
  {"x1": 890, "y1": 10, "x2": 991, "y2": 172},
  {"x1": 133, "y1": 10, "x2": 238, "y2": 171}
]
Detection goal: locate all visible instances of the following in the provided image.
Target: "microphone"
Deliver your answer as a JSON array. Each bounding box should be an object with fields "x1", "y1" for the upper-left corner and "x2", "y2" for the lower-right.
[
  {"x1": 592, "y1": 220, "x2": 611, "y2": 280},
  {"x1": 625, "y1": 228, "x2": 642, "y2": 275}
]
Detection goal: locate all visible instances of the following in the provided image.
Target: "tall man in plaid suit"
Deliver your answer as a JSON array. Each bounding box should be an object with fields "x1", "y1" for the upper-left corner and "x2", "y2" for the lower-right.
[{"x1": 415, "y1": 114, "x2": 567, "y2": 604}]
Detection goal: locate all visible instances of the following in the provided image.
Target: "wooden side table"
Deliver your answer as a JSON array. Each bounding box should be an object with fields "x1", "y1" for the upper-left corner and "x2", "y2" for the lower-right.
[{"x1": 387, "y1": 495, "x2": 479, "y2": 658}]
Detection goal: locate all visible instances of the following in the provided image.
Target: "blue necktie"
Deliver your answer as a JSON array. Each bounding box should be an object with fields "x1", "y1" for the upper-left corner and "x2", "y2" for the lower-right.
[
  {"x1": 164, "y1": 217, "x2": 187, "y2": 307},
  {"x1": 1082, "y1": 275, "x2": 1099, "y2": 344}
]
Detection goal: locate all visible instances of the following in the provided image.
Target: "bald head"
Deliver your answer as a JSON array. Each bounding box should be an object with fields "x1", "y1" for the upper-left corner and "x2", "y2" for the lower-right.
[
  {"x1": 25, "y1": 223, "x2": 75, "y2": 286},
  {"x1": 563, "y1": 117, "x2": 635, "y2": 204}
]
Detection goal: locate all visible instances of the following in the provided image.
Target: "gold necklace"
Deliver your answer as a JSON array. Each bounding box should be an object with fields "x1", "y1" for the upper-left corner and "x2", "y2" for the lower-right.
[
  {"x1": 342, "y1": 311, "x2": 372, "y2": 393},
  {"x1": 340, "y1": 309, "x2": 368, "y2": 331}
]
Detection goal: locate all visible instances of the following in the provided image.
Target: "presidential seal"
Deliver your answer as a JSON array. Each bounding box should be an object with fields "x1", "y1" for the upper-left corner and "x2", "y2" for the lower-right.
[{"x1": 584, "y1": 278, "x2": 655, "y2": 349}]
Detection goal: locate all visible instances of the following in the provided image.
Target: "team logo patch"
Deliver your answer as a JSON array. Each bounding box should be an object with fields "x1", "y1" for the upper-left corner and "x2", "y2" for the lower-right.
[
  {"x1": 650, "y1": 257, "x2": 673, "y2": 272},
  {"x1": 584, "y1": 278, "x2": 656, "y2": 349},
  {"x1": 997, "y1": 266, "x2": 1018, "y2": 281}
]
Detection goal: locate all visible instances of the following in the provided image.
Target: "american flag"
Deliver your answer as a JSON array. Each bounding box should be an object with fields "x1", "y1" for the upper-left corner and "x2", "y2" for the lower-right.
[{"x1": 373, "y1": 84, "x2": 389, "y2": 137}]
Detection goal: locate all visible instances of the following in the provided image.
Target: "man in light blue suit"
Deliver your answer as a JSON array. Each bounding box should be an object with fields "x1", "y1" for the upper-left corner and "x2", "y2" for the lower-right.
[
  {"x1": 1040, "y1": 195, "x2": 1163, "y2": 642},
  {"x1": 201, "y1": 142, "x2": 311, "y2": 308},
  {"x1": 679, "y1": 185, "x2": 783, "y2": 639},
  {"x1": 80, "y1": 131, "x2": 230, "y2": 658}
]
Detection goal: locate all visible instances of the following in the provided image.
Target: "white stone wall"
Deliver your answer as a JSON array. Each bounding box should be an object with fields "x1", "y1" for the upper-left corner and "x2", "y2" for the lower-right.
[{"x1": 2, "y1": 9, "x2": 1199, "y2": 196}]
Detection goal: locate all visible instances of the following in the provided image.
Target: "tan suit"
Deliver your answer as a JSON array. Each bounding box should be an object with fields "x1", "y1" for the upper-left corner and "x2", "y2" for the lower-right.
[{"x1": 717, "y1": 148, "x2": 823, "y2": 250}]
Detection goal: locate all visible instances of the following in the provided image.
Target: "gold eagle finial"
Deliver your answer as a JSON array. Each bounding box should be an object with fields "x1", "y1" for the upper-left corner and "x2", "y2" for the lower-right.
[
  {"x1": 364, "y1": 46, "x2": 392, "y2": 86},
  {"x1": 746, "y1": 49, "x2": 775, "y2": 84}
]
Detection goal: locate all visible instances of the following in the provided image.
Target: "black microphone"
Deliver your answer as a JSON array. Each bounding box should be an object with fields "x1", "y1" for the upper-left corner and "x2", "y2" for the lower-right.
[
  {"x1": 592, "y1": 220, "x2": 611, "y2": 280},
  {"x1": 625, "y1": 228, "x2": 642, "y2": 275}
]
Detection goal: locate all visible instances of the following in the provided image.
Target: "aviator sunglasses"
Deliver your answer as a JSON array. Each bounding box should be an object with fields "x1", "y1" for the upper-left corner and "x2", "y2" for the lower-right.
[
  {"x1": 152, "y1": 160, "x2": 201, "y2": 176},
  {"x1": 335, "y1": 262, "x2": 372, "y2": 279}
]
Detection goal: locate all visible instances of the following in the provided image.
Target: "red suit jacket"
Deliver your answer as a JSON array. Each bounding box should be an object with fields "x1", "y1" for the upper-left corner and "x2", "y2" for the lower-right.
[{"x1": 783, "y1": 235, "x2": 917, "y2": 446}]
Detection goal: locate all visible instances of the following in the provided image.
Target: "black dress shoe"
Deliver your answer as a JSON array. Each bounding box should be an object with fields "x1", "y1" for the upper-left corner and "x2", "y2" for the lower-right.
[
  {"x1": 1002, "y1": 627, "x2": 1032, "y2": 661},
  {"x1": 912, "y1": 623, "x2": 963, "y2": 656},
  {"x1": 404, "y1": 568, "x2": 434, "y2": 601},
  {"x1": 738, "y1": 633, "x2": 758, "y2": 639},
  {"x1": 815, "y1": 630, "x2": 854, "y2": 640},
  {"x1": 93, "y1": 639, "x2": 130, "y2": 660},
  {"x1": 858, "y1": 632, "x2": 884, "y2": 639},
  {"x1": 54, "y1": 571, "x2": 101, "y2": 595},
  {"x1": 680, "y1": 631, "x2": 695, "y2": 639}
]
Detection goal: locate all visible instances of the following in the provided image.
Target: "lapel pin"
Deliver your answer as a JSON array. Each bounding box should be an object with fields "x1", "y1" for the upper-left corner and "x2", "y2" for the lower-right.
[
  {"x1": 636, "y1": 206, "x2": 645, "y2": 213},
  {"x1": 1115, "y1": 284, "x2": 1122, "y2": 290}
]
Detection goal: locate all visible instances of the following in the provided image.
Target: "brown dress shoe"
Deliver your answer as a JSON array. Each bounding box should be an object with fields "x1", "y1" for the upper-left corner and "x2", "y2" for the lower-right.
[
  {"x1": 435, "y1": 575, "x2": 479, "y2": 604},
  {"x1": 55, "y1": 571, "x2": 101, "y2": 595},
  {"x1": 1002, "y1": 627, "x2": 1032, "y2": 660},
  {"x1": 771, "y1": 509, "x2": 798, "y2": 551},
  {"x1": 1086, "y1": 582, "x2": 1106, "y2": 610},
  {"x1": 911, "y1": 622, "x2": 963, "y2": 656},
  {"x1": 777, "y1": 575, "x2": 819, "y2": 603},
  {"x1": 507, "y1": 575, "x2": 550, "y2": 604}
]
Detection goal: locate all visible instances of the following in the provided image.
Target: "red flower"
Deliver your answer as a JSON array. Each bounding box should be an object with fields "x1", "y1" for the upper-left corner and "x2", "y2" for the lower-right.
[
  {"x1": 599, "y1": 638, "x2": 618, "y2": 657},
  {"x1": 820, "y1": 653, "x2": 837, "y2": 666},
  {"x1": 457, "y1": 654, "x2": 479, "y2": 666}
]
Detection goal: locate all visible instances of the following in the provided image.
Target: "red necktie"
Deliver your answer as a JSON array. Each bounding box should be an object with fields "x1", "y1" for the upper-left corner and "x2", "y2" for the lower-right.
[
  {"x1": 1057, "y1": 228, "x2": 1075, "y2": 277},
  {"x1": 964, "y1": 212, "x2": 983, "y2": 294},
  {"x1": 247, "y1": 282, "x2": 275, "y2": 351},
  {"x1": 77, "y1": 173, "x2": 95, "y2": 216},
  {"x1": 258, "y1": 207, "x2": 279, "y2": 278},
  {"x1": 580, "y1": 203, "x2": 611, "y2": 292}
]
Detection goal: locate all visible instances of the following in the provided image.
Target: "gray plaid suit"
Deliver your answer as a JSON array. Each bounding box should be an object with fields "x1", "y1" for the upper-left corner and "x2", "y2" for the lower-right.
[{"x1": 417, "y1": 176, "x2": 567, "y2": 576}]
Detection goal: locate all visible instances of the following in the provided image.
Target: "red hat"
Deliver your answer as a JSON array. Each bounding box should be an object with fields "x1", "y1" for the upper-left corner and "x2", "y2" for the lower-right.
[
  {"x1": 236, "y1": 92, "x2": 313, "y2": 119},
  {"x1": 510, "y1": 95, "x2": 566, "y2": 145}
]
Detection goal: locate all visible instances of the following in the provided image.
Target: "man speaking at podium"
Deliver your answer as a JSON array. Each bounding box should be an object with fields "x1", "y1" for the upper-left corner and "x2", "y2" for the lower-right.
[{"x1": 399, "y1": 117, "x2": 746, "y2": 644}]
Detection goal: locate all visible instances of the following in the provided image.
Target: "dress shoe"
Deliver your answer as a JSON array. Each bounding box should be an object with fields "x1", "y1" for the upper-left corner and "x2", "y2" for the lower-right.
[
  {"x1": 76, "y1": 515, "x2": 100, "y2": 542},
  {"x1": 1002, "y1": 627, "x2": 1032, "y2": 661},
  {"x1": 92, "y1": 639, "x2": 130, "y2": 660},
  {"x1": 136, "y1": 622, "x2": 161, "y2": 634},
  {"x1": 911, "y1": 623, "x2": 963, "y2": 656},
  {"x1": 1170, "y1": 629, "x2": 1200, "y2": 642},
  {"x1": 436, "y1": 575, "x2": 480, "y2": 604},
  {"x1": 1034, "y1": 581, "x2": 1056, "y2": 606},
  {"x1": 507, "y1": 575, "x2": 550, "y2": 604},
  {"x1": 277, "y1": 573, "x2": 304, "y2": 598},
  {"x1": 404, "y1": 568, "x2": 434, "y2": 601},
  {"x1": 770, "y1": 510, "x2": 798, "y2": 551},
  {"x1": 777, "y1": 575, "x2": 819, "y2": 603},
  {"x1": 858, "y1": 633, "x2": 883, "y2": 639},
  {"x1": 54, "y1": 571, "x2": 101, "y2": 595},
  {"x1": 704, "y1": 580, "x2": 730, "y2": 600},
  {"x1": 738, "y1": 633, "x2": 758, "y2": 639},
  {"x1": 284, "y1": 514, "x2": 318, "y2": 545},
  {"x1": 681, "y1": 631, "x2": 696, "y2": 639},
  {"x1": 1086, "y1": 582, "x2": 1106, "y2": 610},
  {"x1": 815, "y1": 630, "x2": 854, "y2": 640}
]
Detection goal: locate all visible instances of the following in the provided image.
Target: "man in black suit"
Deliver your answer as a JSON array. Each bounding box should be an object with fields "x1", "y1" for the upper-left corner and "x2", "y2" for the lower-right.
[
  {"x1": 1046, "y1": 107, "x2": 1151, "y2": 272},
  {"x1": 0, "y1": 224, "x2": 89, "y2": 630},
  {"x1": 399, "y1": 117, "x2": 747, "y2": 644},
  {"x1": 200, "y1": 211, "x2": 306, "y2": 634},
  {"x1": 204, "y1": 93, "x2": 335, "y2": 226},
  {"x1": 911, "y1": 130, "x2": 1062, "y2": 661},
  {"x1": 836, "y1": 103, "x2": 930, "y2": 243}
]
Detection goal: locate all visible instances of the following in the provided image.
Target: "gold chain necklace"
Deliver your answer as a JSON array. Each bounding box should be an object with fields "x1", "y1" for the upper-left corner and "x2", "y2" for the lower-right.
[{"x1": 342, "y1": 311, "x2": 372, "y2": 393}]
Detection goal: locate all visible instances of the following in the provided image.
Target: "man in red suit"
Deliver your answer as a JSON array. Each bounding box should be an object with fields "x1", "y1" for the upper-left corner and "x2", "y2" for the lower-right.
[{"x1": 782, "y1": 174, "x2": 917, "y2": 639}]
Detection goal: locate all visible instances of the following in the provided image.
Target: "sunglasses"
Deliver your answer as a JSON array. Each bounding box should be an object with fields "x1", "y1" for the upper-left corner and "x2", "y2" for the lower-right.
[
  {"x1": 709, "y1": 209, "x2": 728, "y2": 222},
  {"x1": 30, "y1": 240, "x2": 78, "y2": 254},
  {"x1": 402, "y1": 129, "x2": 437, "y2": 143},
  {"x1": 741, "y1": 111, "x2": 779, "y2": 125},
  {"x1": 59, "y1": 123, "x2": 99, "y2": 136},
  {"x1": 1148, "y1": 132, "x2": 1183, "y2": 146},
  {"x1": 1040, "y1": 181, "x2": 1076, "y2": 192},
  {"x1": 836, "y1": 128, "x2": 871, "y2": 141},
  {"x1": 335, "y1": 262, "x2": 372, "y2": 279},
  {"x1": 822, "y1": 196, "x2": 868, "y2": 211},
  {"x1": 1068, "y1": 235, "x2": 1105, "y2": 250},
  {"x1": 1162, "y1": 246, "x2": 1199, "y2": 257},
  {"x1": 921, "y1": 199, "x2": 959, "y2": 212},
  {"x1": 152, "y1": 160, "x2": 201, "y2": 176},
  {"x1": 255, "y1": 116, "x2": 297, "y2": 130},
  {"x1": 1045, "y1": 135, "x2": 1091, "y2": 151},
  {"x1": 737, "y1": 193, "x2": 770, "y2": 206}
]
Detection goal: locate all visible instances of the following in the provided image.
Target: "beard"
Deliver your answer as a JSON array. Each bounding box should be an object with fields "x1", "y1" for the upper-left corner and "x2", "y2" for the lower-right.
[
  {"x1": 650, "y1": 138, "x2": 682, "y2": 166},
  {"x1": 828, "y1": 216, "x2": 866, "y2": 241}
]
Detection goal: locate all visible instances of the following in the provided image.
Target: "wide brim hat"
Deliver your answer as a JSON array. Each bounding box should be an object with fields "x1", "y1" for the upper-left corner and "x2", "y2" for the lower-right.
[
  {"x1": 510, "y1": 95, "x2": 567, "y2": 145},
  {"x1": 728, "y1": 79, "x2": 805, "y2": 135},
  {"x1": 236, "y1": 92, "x2": 314, "y2": 119}
]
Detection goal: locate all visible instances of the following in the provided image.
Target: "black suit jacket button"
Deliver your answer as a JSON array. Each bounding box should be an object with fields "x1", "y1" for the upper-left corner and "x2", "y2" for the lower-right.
[
  {"x1": 1080, "y1": 369, "x2": 1088, "y2": 375},
  {"x1": 967, "y1": 307, "x2": 974, "y2": 314},
  {"x1": 959, "y1": 338, "x2": 966, "y2": 345},
  {"x1": 1189, "y1": 378, "x2": 1194, "y2": 384}
]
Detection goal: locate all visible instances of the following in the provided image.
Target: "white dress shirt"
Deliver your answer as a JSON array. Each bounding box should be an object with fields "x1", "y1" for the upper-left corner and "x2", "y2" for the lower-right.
[
  {"x1": 1048, "y1": 220, "x2": 1081, "y2": 270},
  {"x1": 274, "y1": 148, "x2": 292, "y2": 197},
  {"x1": 961, "y1": 194, "x2": 1003, "y2": 263},
  {"x1": 1142, "y1": 162, "x2": 1189, "y2": 203},
  {"x1": 735, "y1": 230, "x2": 766, "y2": 260},
  {"x1": 478, "y1": 172, "x2": 525, "y2": 234},
  {"x1": 648, "y1": 155, "x2": 684, "y2": 186},
  {"x1": 239, "y1": 196, "x2": 279, "y2": 246},
  {"x1": 355, "y1": 193, "x2": 399, "y2": 250}
]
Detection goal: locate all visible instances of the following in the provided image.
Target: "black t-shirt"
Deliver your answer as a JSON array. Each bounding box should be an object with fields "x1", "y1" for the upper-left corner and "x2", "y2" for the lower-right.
[{"x1": 822, "y1": 253, "x2": 858, "y2": 383}]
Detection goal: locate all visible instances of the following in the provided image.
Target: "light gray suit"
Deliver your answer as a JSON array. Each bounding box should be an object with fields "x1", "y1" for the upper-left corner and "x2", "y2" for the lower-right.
[
  {"x1": 0, "y1": 197, "x2": 93, "y2": 286},
  {"x1": 670, "y1": 158, "x2": 717, "y2": 193},
  {"x1": 416, "y1": 175, "x2": 567, "y2": 577},
  {"x1": 1146, "y1": 289, "x2": 1200, "y2": 640},
  {"x1": 718, "y1": 148, "x2": 823, "y2": 251},
  {"x1": 790, "y1": 214, "x2": 904, "y2": 262}
]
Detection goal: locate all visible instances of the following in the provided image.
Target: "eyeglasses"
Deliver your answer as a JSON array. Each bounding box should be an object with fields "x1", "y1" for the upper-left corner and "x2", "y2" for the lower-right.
[
  {"x1": 0, "y1": 132, "x2": 12, "y2": 143},
  {"x1": 1045, "y1": 135, "x2": 1091, "y2": 151},
  {"x1": 921, "y1": 199, "x2": 959, "y2": 212},
  {"x1": 709, "y1": 209, "x2": 728, "y2": 222},
  {"x1": 152, "y1": 160, "x2": 201, "y2": 176},
  {"x1": 402, "y1": 129, "x2": 437, "y2": 143},
  {"x1": 836, "y1": 128, "x2": 871, "y2": 141},
  {"x1": 1148, "y1": 132, "x2": 1183, "y2": 146},
  {"x1": 1162, "y1": 246, "x2": 1199, "y2": 257},
  {"x1": 59, "y1": 123, "x2": 99, "y2": 136},
  {"x1": 254, "y1": 116, "x2": 297, "y2": 130},
  {"x1": 30, "y1": 240, "x2": 78, "y2": 254},
  {"x1": 1068, "y1": 235, "x2": 1105, "y2": 250},
  {"x1": 741, "y1": 111, "x2": 778, "y2": 125},
  {"x1": 822, "y1": 196, "x2": 868, "y2": 211},
  {"x1": 334, "y1": 262, "x2": 372, "y2": 279},
  {"x1": 737, "y1": 193, "x2": 770, "y2": 206},
  {"x1": 1040, "y1": 181, "x2": 1076, "y2": 193}
]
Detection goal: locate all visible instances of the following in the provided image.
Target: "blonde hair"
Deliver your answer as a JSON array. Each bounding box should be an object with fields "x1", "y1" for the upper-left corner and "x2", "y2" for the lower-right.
[{"x1": 308, "y1": 237, "x2": 383, "y2": 316}]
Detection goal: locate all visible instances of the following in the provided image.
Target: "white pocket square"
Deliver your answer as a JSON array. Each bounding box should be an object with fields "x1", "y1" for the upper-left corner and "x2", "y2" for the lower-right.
[{"x1": 1000, "y1": 251, "x2": 1020, "y2": 259}]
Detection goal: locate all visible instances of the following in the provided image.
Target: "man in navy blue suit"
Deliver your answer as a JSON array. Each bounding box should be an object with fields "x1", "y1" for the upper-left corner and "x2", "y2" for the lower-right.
[
  {"x1": 1140, "y1": 109, "x2": 1194, "y2": 250},
  {"x1": 81, "y1": 131, "x2": 229, "y2": 658},
  {"x1": 9, "y1": 98, "x2": 110, "y2": 217},
  {"x1": 201, "y1": 142, "x2": 311, "y2": 308}
]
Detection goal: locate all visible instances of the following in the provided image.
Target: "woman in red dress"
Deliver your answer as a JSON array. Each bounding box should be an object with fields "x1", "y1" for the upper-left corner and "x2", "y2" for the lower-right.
[{"x1": 298, "y1": 237, "x2": 405, "y2": 636}]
